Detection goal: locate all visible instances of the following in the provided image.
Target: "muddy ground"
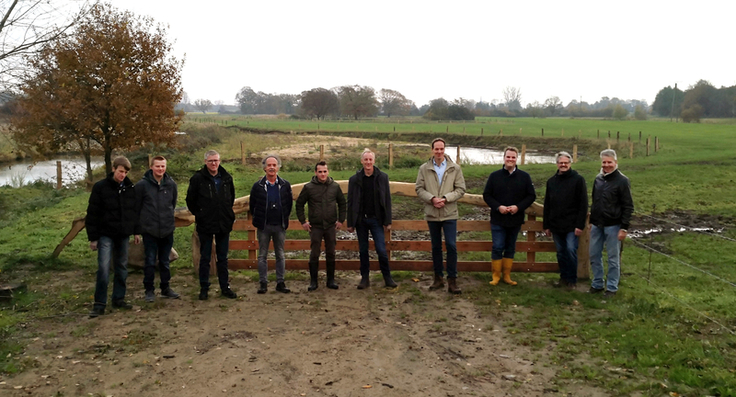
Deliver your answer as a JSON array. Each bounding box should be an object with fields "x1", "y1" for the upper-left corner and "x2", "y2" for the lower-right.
[{"x1": 0, "y1": 268, "x2": 613, "y2": 397}]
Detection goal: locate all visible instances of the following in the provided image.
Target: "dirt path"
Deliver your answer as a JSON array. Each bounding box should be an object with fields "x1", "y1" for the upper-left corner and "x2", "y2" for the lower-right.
[{"x1": 0, "y1": 269, "x2": 613, "y2": 397}]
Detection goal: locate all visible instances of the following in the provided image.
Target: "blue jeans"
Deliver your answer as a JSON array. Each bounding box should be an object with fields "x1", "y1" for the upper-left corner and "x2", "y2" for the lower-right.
[
  {"x1": 552, "y1": 231, "x2": 579, "y2": 283},
  {"x1": 198, "y1": 231, "x2": 230, "y2": 290},
  {"x1": 491, "y1": 224, "x2": 521, "y2": 260},
  {"x1": 257, "y1": 224, "x2": 286, "y2": 284},
  {"x1": 143, "y1": 233, "x2": 174, "y2": 292},
  {"x1": 94, "y1": 235, "x2": 129, "y2": 310},
  {"x1": 356, "y1": 217, "x2": 390, "y2": 276},
  {"x1": 590, "y1": 225, "x2": 621, "y2": 292},
  {"x1": 427, "y1": 220, "x2": 457, "y2": 278}
]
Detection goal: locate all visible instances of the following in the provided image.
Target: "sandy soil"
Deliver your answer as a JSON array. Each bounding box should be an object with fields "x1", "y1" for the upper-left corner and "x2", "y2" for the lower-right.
[{"x1": 0, "y1": 269, "x2": 611, "y2": 397}]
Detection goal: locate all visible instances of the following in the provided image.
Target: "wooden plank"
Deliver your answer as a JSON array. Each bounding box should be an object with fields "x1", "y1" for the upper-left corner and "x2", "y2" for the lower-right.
[
  {"x1": 230, "y1": 239, "x2": 555, "y2": 252},
  {"x1": 228, "y1": 259, "x2": 559, "y2": 273}
]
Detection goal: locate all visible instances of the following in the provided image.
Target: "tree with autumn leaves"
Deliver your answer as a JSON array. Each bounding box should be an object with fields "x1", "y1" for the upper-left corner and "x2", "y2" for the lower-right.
[{"x1": 11, "y1": 2, "x2": 183, "y2": 180}]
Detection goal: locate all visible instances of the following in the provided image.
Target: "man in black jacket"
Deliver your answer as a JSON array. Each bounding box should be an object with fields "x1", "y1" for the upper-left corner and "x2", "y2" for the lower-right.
[
  {"x1": 249, "y1": 154, "x2": 293, "y2": 294},
  {"x1": 483, "y1": 147, "x2": 536, "y2": 286},
  {"x1": 347, "y1": 149, "x2": 397, "y2": 290},
  {"x1": 295, "y1": 161, "x2": 346, "y2": 291},
  {"x1": 589, "y1": 149, "x2": 634, "y2": 297},
  {"x1": 137, "y1": 156, "x2": 180, "y2": 303},
  {"x1": 86, "y1": 156, "x2": 141, "y2": 318},
  {"x1": 186, "y1": 150, "x2": 237, "y2": 300},
  {"x1": 543, "y1": 152, "x2": 588, "y2": 289}
]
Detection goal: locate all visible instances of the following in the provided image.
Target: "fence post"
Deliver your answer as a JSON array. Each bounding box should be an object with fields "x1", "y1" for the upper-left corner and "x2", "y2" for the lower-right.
[
  {"x1": 597, "y1": 129, "x2": 600, "y2": 139},
  {"x1": 616, "y1": 131, "x2": 620, "y2": 143},
  {"x1": 577, "y1": 215, "x2": 591, "y2": 279},
  {"x1": 456, "y1": 146, "x2": 461, "y2": 165},
  {"x1": 241, "y1": 142, "x2": 245, "y2": 165},
  {"x1": 499, "y1": 129, "x2": 503, "y2": 136},
  {"x1": 519, "y1": 127, "x2": 522, "y2": 135},
  {"x1": 389, "y1": 143, "x2": 394, "y2": 169},
  {"x1": 608, "y1": 130, "x2": 611, "y2": 139},
  {"x1": 541, "y1": 128, "x2": 544, "y2": 137},
  {"x1": 646, "y1": 137, "x2": 650, "y2": 156},
  {"x1": 573, "y1": 145, "x2": 578, "y2": 163},
  {"x1": 561, "y1": 128, "x2": 564, "y2": 137},
  {"x1": 639, "y1": 131, "x2": 642, "y2": 142},
  {"x1": 320, "y1": 145, "x2": 325, "y2": 161},
  {"x1": 520, "y1": 144, "x2": 527, "y2": 165},
  {"x1": 56, "y1": 161, "x2": 62, "y2": 189},
  {"x1": 446, "y1": 125, "x2": 449, "y2": 133},
  {"x1": 481, "y1": 127, "x2": 484, "y2": 136},
  {"x1": 629, "y1": 142, "x2": 634, "y2": 158}
]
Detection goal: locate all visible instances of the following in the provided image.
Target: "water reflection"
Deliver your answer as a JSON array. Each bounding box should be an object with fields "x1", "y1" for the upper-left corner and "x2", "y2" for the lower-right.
[
  {"x1": 445, "y1": 146, "x2": 556, "y2": 165},
  {"x1": 0, "y1": 157, "x2": 103, "y2": 187}
]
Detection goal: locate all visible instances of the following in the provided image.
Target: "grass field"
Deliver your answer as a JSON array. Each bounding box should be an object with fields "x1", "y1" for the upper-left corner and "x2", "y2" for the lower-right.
[{"x1": 1, "y1": 116, "x2": 736, "y2": 395}]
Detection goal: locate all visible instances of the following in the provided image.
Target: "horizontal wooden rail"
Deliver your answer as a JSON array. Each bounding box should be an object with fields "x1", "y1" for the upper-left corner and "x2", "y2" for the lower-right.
[{"x1": 228, "y1": 259, "x2": 559, "y2": 273}]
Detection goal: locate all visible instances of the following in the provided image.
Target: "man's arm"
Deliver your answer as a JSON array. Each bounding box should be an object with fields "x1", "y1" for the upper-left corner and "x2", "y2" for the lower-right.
[
  {"x1": 575, "y1": 177, "x2": 589, "y2": 231},
  {"x1": 346, "y1": 177, "x2": 356, "y2": 229},
  {"x1": 443, "y1": 167, "x2": 466, "y2": 203},
  {"x1": 542, "y1": 179, "x2": 551, "y2": 231},
  {"x1": 482, "y1": 173, "x2": 501, "y2": 210},
  {"x1": 516, "y1": 173, "x2": 537, "y2": 212},
  {"x1": 415, "y1": 166, "x2": 435, "y2": 203},
  {"x1": 619, "y1": 178, "x2": 634, "y2": 230},
  {"x1": 185, "y1": 176, "x2": 199, "y2": 217},
  {"x1": 337, "y1": 184, "x2": 347, "y2": 224},
  {"x1": 295, "y1": 187, "x2": 308, "y2": 224}
]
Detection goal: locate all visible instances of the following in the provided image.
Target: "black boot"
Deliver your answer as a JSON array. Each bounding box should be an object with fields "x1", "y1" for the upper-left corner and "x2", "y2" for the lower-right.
[
  {"x1": 383, "y1": 274, "x2": 398, "y2": 289},
  {"x1": 326, "y1": 263, "x2": 339, "y2": 290},
  {"x1": 357, "y1": 274, "x2": 370, "y2": 290},
  {"x1": 308, "y1": 262, "x2": 319, "y2": 291},
  {"x1": 257, "y1": 281, "x2": 267, "y2": 294}
]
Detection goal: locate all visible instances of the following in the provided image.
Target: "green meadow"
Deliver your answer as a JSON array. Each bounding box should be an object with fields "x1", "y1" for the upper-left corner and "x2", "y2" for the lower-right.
[{"x1": 1, "y1": 116, "x2": 735, "y2": 395}]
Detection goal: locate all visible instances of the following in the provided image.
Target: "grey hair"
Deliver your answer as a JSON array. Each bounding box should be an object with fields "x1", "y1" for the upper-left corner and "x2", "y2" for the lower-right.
[
  {"x1": 361, "y1": 148, "x2": 375, "y2": 159},
  {"x1": 600, "y1": 149, "x2": 617, "y2": 160},
  {"x1": 262, "y1": 154, "x2": 282, "y2": 169},
  {"x1": 555, "y1": 151, "x2": 572, "y2": 163},
  {"x1": 204, "y1": 150, "x2": 220, "y2": 161}
]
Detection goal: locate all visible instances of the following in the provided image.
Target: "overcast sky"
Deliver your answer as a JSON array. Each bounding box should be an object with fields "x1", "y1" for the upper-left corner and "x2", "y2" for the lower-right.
[{"x1": 109, "y1": 0, "x2": 734, "y2": 108}]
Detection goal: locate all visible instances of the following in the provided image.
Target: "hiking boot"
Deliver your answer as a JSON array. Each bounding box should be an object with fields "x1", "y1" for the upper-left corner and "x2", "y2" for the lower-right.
[
  {"x1": 199, "y1": 289, "x2": 209, "y2": 300},
  {"x1": 275, "y1": 282, "x2": 290, "y2": 293},
  {"x1": 357, "y1": 275, "x2": 370, "y2": 290},
  {"x1": 447, "y1": 277, "x2": 462, "y2": 295},
  {"x1": 326, "y1": 280, "x2": 339, "y2": 290},
  {"x1": 308, "y1": 278, "x2": 319, "y2": 292},
  {"x1": 88, "y1": 307, "x2": 104, "y2": 318},
  {"x1": 383, "y1": 275, "x2": 397, "y2": 289},
  {"x1": 161, "y1": 288, "x2": 180, "y2": 299},
  {"x1": 603, "y1": 290, "x2": 617, "y2": 298},
  {"x1": 111, "y1": 300, "x2": 132, "y2": 309},
  {"x1": 221, "y1": 287, "x2": 237, "y2": 299},
  {"x1": 429, "y1": 274, "x2": 445, "y2": 290},
  {"x1": 145, "y1": 290, "x2": 155, "y2": 303},
  {"x1": 257, "y1": 282, "x2": 268, "y2": 294},
  {"x1": 588, "y1": 287, "x2": 605, "y2": 294}
]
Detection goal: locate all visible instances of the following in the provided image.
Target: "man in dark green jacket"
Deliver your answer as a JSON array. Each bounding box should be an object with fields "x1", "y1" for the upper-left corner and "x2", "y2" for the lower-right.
[{"x1": 295, "y1": 161, "x2": 346, "y2": 291}]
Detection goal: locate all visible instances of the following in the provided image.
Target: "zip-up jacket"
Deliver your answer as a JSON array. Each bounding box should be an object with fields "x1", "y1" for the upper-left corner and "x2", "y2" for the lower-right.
[
  {"x1": 86, "y1": 172, "x2": 140, "y2": 241},
  {"x1": 483, "y1": 165, "x2": 536, "y2": 228},
  {"x1": 295, "y1": 176, "x2": 346, "y2": 229},
  {"x1": 415, "y1": 155, "x2": 466, "y2": 221},
  {"x1": 542, "y1": 169, "x2": 588, "y2": 233},
  {"x1": 347, "y1": 166, "x2": 392, "y2": 228},
  {"x1": 589, "y1": 169, "x2": 634, "y2": 230},
  {"x1": 185, "y1": 165, "x2": 236, "y2": 234},
  {"x1": 249, "y1": 175, "x2": 293, "y2": 230},
  {"x1": 136, "y1": 169, "x2": 178, "y2": 238}
]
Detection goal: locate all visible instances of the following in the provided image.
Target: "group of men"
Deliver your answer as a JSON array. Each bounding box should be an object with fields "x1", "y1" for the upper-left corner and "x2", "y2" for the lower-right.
[{"x1": 87, "y1": 140, "x2": 633, "y2": 318}]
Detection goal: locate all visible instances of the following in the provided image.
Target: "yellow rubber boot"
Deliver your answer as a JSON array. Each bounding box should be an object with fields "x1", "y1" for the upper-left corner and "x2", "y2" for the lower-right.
[
  {"x1": 489, "y1": 259, "x2": 502, "y2": 286},
  {"x1": 502, "y1": 258, "x2": 517, "y2": 286}
]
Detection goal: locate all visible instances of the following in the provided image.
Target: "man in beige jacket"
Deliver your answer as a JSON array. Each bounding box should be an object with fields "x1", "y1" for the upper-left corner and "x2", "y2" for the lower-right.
[{"x1": 415, "y1": 138, "x2": 466, "y2": 294}]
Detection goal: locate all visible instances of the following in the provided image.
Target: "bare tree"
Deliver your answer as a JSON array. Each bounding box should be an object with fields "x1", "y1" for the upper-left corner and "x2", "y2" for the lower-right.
[
  {"x1": 1, "y1": 0, "x2": 90, "y2": 90},
  {"x1": 379, "y1": 88, "x2": 411, "y2": 118},
  {"x1": 193, "y1": 98, "x2": 212, "y2": 113},
  {"x1": 502, "y1": 86, "x2": 522, "y2": 110}
]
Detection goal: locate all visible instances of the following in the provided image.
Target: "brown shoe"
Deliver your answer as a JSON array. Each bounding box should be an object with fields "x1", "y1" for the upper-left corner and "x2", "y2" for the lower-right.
[
  {"x1": 429, "y1": 274, "x2": 445, "y2": 290},
  {"x1": 447, "y1": 277, "x2": 462, "y2": 294}
]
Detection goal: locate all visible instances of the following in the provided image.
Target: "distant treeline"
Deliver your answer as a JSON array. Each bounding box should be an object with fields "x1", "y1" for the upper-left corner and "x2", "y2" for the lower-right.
[{"x1": 176, "y1": 79, "x2": 735, "y2": 122}]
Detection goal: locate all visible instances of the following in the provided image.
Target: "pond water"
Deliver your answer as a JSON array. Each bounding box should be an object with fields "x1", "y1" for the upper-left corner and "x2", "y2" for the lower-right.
[
  {"x1": 445, "y1": 146, "x2": 556, "y2": 165},
  {"x1": 0, "y1": 157, "x2": 103, "y2": 187}
]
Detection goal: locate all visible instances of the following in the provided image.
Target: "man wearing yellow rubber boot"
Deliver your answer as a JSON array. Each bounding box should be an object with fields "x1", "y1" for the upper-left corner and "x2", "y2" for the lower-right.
[{"x1": 483, "y1": 147, "x2": 536, "y2": 285}]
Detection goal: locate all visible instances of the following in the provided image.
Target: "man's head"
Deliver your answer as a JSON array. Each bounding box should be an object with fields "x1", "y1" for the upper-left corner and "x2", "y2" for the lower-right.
[
  {"x1": 503, "y1": 146, "x2": 519, "y2": 170},
  {"x1": 431, "y1": 138, "x2": 446, "y2": 163},
  {"x1": 600, "y1": 149, "x2": 618, "y2": 174},
  {"x1": 262, "y1": 155, "x2": 281, "y2": 179},
  {"x1": 314, "y1": 161, "x2": 329, "y2": 183},
  {"x1": 204, "y1": 150, "x2": 220, "y2": 176},
  {"x1": 555, "y1": 151, "x2": 572, "y2": 173},
  {"x1": 361, "y1": 149, "x2": 375, "y2": 173},
  {"x1": 112, "y1": 156, "x2": 131, "y2": 183},
  {"x1": 150, "y1": 156, "x2": 167, "y2": 180}
]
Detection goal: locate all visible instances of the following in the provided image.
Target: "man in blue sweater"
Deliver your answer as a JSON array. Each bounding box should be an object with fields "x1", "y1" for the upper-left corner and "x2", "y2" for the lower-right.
[{"x1": 483, "y1": 147, "x2": 536, "y2": 286}]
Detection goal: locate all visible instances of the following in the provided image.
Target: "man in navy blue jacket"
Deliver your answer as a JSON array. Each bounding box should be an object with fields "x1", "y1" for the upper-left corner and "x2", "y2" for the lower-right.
[
  {"x1": 249, "y1": 154, "x2": 293, "y2": 294},
  {"x1": 483, "y1": 147, "x2": 536, "y2": 286}
]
